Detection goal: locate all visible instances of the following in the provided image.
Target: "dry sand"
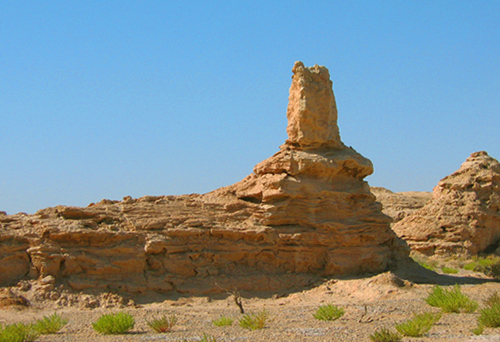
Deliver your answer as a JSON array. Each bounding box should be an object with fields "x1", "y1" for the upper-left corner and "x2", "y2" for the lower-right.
[{"x1": 2, "y1": 266, "x2": 500, "y2": 342}]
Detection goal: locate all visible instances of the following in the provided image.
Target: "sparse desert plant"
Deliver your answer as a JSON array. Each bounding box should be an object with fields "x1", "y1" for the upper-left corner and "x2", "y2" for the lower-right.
[
  {"x1": 411, "y1": 254, "x2": 438, "y2": 271},
  {"x1": 238, "y1": 309, "x2": 269, "y2": 330},
  {"x1": 477, "y1": 292, "x2": 500, "y2": 328},
  {"x1": 395, "y1": 312, "x2": 441, "y2": 337},
  {"x1": 463, "y1": 256, "x2": 500, "y2": 277},
  {"x1": 471, "y1": 324, "x2": 484, "y2": 335},
  {"x1": 441, "y1": 266, "x2": 459, "y2": 274},
  {"x1": 212, "y1": 316, "x2": 233, "y2": 327},
  {"x1": 92, "y1": 311, "x2": 135, "y2": 335},
  {"x1": 33, "y1": 312, "x2": 68, "y2": 334},
  {"x1": 146, "y1": 314, "x2": 177, "y2": 333},
  {"x1": 313, "y1": 304, "x2": 345, "y2": 321},
  {"x1": 484, "y1": 291, "x2": 500, "y2": 308},
  {"x1": 369, "y1": 327, "x2": 402, "y2": 342},
  {"x1": 0, "y1": 323, "x2": 39, "y2": 342},
  {"x1": 425, "y1": 285, "x2": 478, "y2": 313}
]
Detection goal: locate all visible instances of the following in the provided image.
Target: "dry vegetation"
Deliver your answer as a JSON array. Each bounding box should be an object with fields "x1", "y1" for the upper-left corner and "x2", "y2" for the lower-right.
[{"x1": 2, "y1": 257, "x2": 500, "y2": 342}]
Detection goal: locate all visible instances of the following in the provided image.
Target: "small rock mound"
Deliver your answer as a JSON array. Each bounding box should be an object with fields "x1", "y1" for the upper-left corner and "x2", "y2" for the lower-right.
[
  {"x1": 0, "y1": 289, "x2": 29, "y2": 308},
  {"x1": 393, "y1": 151, "x2": 500, "y2": 256}
]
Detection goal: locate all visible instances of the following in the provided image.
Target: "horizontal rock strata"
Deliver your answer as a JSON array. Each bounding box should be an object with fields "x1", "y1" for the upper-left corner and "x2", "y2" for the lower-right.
[
  {"x1": 0, "y1": 62, "x2": 404, "y2": 295},
  {"x1": 393, "y1": 151, "x2": 500, "y2": 256}
]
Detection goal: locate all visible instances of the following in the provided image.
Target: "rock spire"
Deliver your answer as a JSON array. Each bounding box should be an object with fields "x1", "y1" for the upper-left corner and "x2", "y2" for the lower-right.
[{"x1": 0, "y1": 62, "x2": 403, "y2": 295}]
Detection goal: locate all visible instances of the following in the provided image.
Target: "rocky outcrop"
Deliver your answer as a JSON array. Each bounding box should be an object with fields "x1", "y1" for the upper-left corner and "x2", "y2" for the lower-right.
[
  {"x1": 393, "y1": 151, "x2": 500, "y2": 257},
  {"x1": 371, "y1": 187, "x2": 432, "y2": 223},
  {"x1": 0, "y1": 62, "x2": 403, "y2": 296}
]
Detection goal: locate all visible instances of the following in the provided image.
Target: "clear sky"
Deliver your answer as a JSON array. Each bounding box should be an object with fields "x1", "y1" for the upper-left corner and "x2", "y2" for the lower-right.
[{"x1": 1, "y1": 1, "x2": 499, "y2": 214}]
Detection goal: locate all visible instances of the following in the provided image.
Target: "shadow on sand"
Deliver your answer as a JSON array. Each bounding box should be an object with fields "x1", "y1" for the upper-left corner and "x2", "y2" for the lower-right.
[{"x1": 392, "y1": 259, "x2": 500, "y2": 286}]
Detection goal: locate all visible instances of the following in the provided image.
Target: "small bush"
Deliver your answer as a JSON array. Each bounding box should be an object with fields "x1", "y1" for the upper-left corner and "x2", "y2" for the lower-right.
[
  {"x1": 471, "y1": 324, "x2": 484, "y2": 335},
  {"x1": 425, "y1": 285, "x2": 478, "y2": 313},
  {"x1": 238, "y1": 309, "x2": 269, "y2": 330},
  {"x1": 395, "y1": 312, "x2": 441, "y2": 337},
  {"x1": 478, "y1": 303, "x2": 500, "y2": 328},
  {"x1": 369, "y1": 327, "x2": 402, "y2": 342},
  {"x1": 0, "y1": 323, "x2": 39, "y2": 342},
  {"x1": 463, "y1": 256, "x2": 500, "y2": 278},
  {"x1": 92, "y1": 311, "x2": 135, "y2": 335},
  {"x1": 441, "y1": 266, "x2": 459, "y2": 274},
  {"x1": 212, "y1": 316, "x2": 233, "y2": 327},
  {"x1": 33, "y1": 313, "x2": 68, "y2": 334},
  {"x1": 412, "y1": 254, "x2": 438, "y2": 270},
  {"x1": 485, "y1": 291, "x2": 500, "y2": 308},
  {"x1": 313, "y1": 304, "x2": 345, "y2": 321},
  {"x1": 146, "y1": 314, "x2": 177, "y2": 333}
]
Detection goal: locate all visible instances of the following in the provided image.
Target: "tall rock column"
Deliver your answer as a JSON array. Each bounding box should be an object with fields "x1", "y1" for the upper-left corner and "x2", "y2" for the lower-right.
[{"x1": 227, "y1": 61, "x2": 403, "y2": 275}]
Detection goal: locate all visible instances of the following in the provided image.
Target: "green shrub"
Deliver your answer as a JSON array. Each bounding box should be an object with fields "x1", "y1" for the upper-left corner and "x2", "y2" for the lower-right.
[
  {"x1": 313, "y1": 304, "x2": 345, "y2": 321},
  {"x1": 238, "y1": 309, "x2": 269, "y2": 330},
  {"x1": 33, "y1": 313, "x2": 68, "y2": 334},
  {"x1": 463, "y1": 256, "x2": 500, "y2": 278},
  {"x1": 92, "y1": 311, "x2": 135, "y2": 335},
  {"x1": 146, "y1": 314, "x2": 177, "y2": 333},
  {"x1": 395, "y1": 312, "x2": 441, "y2": 337},
  {"x1": 471, "y1": 324, "x2": 484, "y2": 335},
  {"x1": 369, "y1": 327, "x2": 402, "y2": 342},
  {"x1": 0, "y1": 323, "x2": 39, "y2": 342},
  {"x1": 441, "y1": 266, "x2": 459, "y2": 274},
  {"x1": 212, "y1": 316, "x2": 233, "y2": 327},
  {"x1": 478, "y1": 303, "x2": 500, "y2": 328},
  {"x1": 425, "y1": 285, "x2": 478, "y2": 313},
  {"x1": 463, "y1": 262, "x2": 476, "y2": 271},
  {"x1": 484, "y1": 291, "x2": 500, "y2": 308},
  {"x1": 411, "y1": 254, "x2": 438, "y2": 270}
]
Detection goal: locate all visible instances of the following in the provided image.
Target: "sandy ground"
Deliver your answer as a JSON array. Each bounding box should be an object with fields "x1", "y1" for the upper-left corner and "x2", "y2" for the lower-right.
[{"x1": 2, "y1": 265, "x2": 500, "y2": 342}]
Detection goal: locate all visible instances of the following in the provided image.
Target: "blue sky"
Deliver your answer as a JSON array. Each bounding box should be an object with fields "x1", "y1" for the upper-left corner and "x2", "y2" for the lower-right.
[{"x1": 1, "y1": 1, "x2": 499, "y2": 214}]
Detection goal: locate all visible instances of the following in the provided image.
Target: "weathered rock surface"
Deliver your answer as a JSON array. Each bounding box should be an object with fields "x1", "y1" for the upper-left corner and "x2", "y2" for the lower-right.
[
  {"x1": 371, "y1": 187, "x2": 432, "y2": 223},
  {"x1": 393, "y1": 151, "x2": 500, "y2": 257},
  {"x1": 0, "y1": 62, "x2": 403, "y2": 296}
]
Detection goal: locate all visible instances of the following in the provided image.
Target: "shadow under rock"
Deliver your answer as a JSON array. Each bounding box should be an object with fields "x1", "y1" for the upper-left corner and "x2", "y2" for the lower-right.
[{"x1": 392, "y1": 259, "x2": 500, "y2": 285}]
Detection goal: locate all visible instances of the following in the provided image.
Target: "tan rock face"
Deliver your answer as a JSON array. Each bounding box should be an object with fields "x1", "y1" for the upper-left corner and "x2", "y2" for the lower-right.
[
  {"x1": 0, "y1": 62, "x2": 403, "y2": 294},
  {"x1": 371, "y1": 187, "x2": 432, "y2": 223},
  {"x1": 285, "y1": 61, "x2": 342, "y2": 149},
  {"x1": 393, "y1": 151, "x2": 500, "y2": 257}
]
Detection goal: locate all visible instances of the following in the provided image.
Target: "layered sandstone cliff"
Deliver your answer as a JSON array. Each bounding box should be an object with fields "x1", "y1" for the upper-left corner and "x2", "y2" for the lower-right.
[
  {"x1": 0, "y1": 62, "x2": 403, "y2": 296},
  {"x1": 393, "y1": 151, "x2": 500, "y2": 257}
]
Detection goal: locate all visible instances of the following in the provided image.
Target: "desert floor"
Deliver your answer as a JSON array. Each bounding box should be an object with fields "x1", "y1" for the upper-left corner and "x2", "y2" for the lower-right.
[{"x1": 2, "y1": 263, "x2": 500, "y2": 342}]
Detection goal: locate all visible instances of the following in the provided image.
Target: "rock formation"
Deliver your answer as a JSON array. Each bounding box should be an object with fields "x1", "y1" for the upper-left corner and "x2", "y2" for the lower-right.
[
  {"x1": 0, "y1": 62, "x2": 403, "y2": 297},
  {"x1": 370, "y1": 187, "x2": 432, "y2": 223},
  {"x1": 393, "y1": 151, "x2": 500, "y2": 257}
]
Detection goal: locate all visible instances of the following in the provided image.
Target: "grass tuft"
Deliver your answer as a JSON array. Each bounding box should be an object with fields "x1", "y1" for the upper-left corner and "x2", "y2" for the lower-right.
[
  {"x1": 0, "y1": 323, "x2": 39, "y2": 342},
  {"x1": 425, "y1": 285, "x2": 478, "y2": 313},
  {"x1": 313, "y1": 304, "x2": 345, "y2": 321},
  {"x1": 92, "y1": 311, "x2": 135, "y2": 335},
  {"x1": 146, "y1": 314, "x2": 177, "y2": 333},
  {"x1": 395, "y1": 312, "x2": 441, "y2": 337},
  {"x1": 477, "y1": 292, "x2": 500, "y2": 328},
  {"x1": 33, "y1": 313, "x2": 68, "y2": 334},
  {"x1": 369, "y1": 327, "x2": 402, "y2": 342},
  {"x1": 441, "y1": 266, "x2": 459, "y2": 274},
  {"x1": 212, "y1": 316, "x2": 233, "y2": 327},
  {"x1": 411, "y1": 254, "x2": 438, "y2": 271},
  {"x1": 238, "y1": 309, "x2": 269, "y2": 330}
]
